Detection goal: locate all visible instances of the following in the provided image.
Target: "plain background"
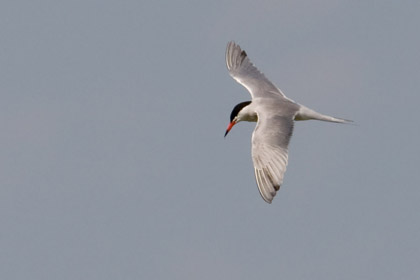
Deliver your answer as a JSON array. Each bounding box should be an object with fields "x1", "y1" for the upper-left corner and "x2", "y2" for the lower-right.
[{"x1": 1, "y1": 1, "x2": 419, "y2": 279}]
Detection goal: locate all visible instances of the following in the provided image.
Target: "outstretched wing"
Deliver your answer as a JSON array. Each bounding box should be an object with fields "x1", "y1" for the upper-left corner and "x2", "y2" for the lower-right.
[
  {"x1": 225, "y1": 41, "x2": 285, "y2": 99},
  {"x1": 251, "y1": 113, "x2": 294, "y2": 203}
]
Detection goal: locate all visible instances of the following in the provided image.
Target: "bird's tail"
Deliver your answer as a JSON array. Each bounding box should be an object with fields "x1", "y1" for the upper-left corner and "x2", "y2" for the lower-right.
[{"x1": 295, "y1": 105, "x2": 353, "y2": 123}]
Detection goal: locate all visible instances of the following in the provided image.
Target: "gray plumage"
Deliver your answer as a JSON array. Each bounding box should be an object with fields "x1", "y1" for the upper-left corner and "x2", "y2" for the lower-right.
[{"x1": 225, "y1": 41, "x2": 351, "y2": 203}]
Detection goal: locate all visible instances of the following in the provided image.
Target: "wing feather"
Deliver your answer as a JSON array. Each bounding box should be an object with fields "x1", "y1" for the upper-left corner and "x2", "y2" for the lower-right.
[
  {"x1": 252, "y1": 113, "x2": 294, "y2": 203},
  {"x1": 225, "y1": 41, "x2": 285, "y2": 98}
]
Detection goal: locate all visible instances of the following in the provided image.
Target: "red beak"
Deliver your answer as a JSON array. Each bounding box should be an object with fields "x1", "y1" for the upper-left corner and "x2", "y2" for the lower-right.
[{"x1": 224, "y1": 121, "x2": 236, "y2": 137}]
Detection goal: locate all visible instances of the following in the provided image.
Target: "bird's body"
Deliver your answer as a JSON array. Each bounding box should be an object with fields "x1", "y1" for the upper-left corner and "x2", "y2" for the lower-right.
[{"x1": 224, "y1": 41, "x2": 351, "y2": 204}]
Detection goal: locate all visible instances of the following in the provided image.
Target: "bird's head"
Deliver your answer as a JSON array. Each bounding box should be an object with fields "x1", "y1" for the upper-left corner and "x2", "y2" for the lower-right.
[{"x1": 224, "y1": 101, "x2": 252, "y2": 137}]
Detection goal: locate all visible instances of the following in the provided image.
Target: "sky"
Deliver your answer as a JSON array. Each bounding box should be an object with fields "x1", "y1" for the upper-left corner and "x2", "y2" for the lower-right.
[{"x1": 1, "y1": 1, "x2": 419, "y2": 279}]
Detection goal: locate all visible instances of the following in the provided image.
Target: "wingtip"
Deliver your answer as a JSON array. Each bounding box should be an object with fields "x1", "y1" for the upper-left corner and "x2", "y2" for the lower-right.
[
  {"x1": 226, "y1": 41, "x2": 236, "y2": 55},
  {"x1": 262, "y1": 194, "x2": 274, "y2": 204},
  {"x1": 226, "y1": 41, "x2": 249, "y2": 72},
  {"x1": 227, "y1": 40, "x2": 236, "y2": 47}
]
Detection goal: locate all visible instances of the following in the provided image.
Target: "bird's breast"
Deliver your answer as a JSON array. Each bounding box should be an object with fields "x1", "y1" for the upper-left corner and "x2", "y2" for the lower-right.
[{"x1": 238, "y1": 105, "x2": 258, "y2": 122}]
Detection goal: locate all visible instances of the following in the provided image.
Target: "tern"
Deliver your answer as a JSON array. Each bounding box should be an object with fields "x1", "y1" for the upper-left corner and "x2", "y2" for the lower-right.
[{"x1": 224, "y1": 41, "x2": 351, "y2": 204}]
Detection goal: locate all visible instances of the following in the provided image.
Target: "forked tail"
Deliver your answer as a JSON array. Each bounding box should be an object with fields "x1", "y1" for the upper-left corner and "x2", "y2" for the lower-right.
[{"x1": 295, "y1": 105, "x2": 352, "y2": 123}]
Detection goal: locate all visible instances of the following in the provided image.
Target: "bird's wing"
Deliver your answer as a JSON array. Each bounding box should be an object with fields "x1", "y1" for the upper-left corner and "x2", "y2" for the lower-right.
[
  {"x1": 226, "y1": 41, "x2": 286, "y2": 99},
  {"x1": 251, "y1": 112, "x2": 294, "y2": 203}
]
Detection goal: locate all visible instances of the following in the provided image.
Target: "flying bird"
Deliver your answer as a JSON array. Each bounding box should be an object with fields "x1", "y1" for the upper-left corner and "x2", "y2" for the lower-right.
[{"x1": 224, "y1": 41, "x2": 351, "y2": 204}]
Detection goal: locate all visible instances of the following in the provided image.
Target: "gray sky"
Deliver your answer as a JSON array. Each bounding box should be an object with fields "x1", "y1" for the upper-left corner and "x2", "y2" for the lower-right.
[{"x1": 1, "y1": 1, "x2": 419, "y2": 279}]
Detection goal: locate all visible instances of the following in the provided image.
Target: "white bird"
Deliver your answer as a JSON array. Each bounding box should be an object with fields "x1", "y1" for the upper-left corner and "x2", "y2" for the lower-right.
[{"x1": 224, "y1": 41, "x2": 351, "y2": 204}]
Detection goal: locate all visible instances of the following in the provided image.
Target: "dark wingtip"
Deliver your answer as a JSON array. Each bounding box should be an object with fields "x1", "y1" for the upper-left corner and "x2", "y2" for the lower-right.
[{"x1": 240, "y1": 50, "x2": 247, "y2": 63}]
